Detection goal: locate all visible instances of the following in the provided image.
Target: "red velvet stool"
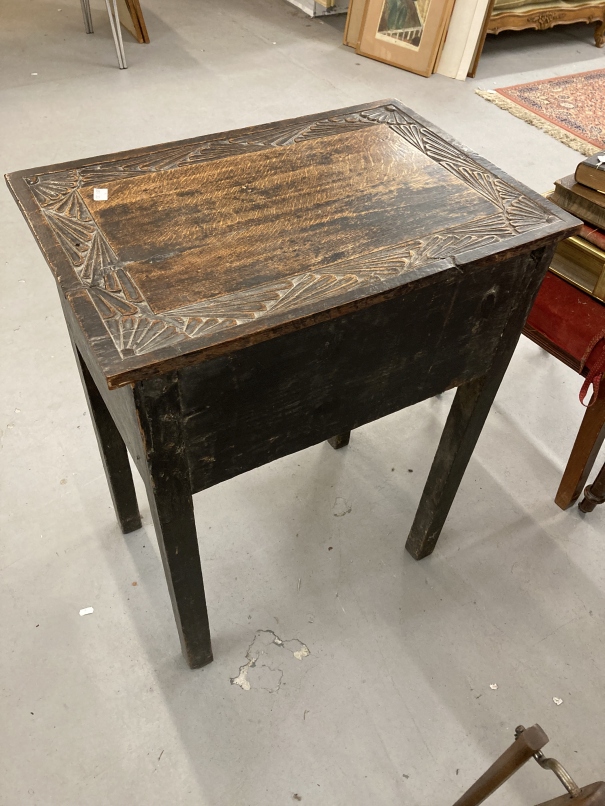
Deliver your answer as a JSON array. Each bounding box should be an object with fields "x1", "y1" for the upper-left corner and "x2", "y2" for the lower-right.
[{"x1": 523, "y1": 271, "x2": 605, "y2": 510}]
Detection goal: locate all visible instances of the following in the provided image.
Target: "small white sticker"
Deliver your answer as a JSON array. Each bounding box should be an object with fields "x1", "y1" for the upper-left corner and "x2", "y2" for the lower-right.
[
  {"x1": 553, "y1": 697, "x2": 563, "y2": 706},
  {"x1": 79, "y1": 607, "x2": 94, "y2": 616},
  {"x1": 93, "y1": 188, "x2": 108, "y2": 201},
  {"x1": 489, "y1": 683, "x2": 498, "y2": 690}
]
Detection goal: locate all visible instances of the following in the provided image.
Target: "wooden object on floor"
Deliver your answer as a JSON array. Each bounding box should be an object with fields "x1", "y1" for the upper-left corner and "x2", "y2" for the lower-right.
[
  {"x1": 453, "y1": 724, "x2": 605, "y2": 806},
  {"x1": 470, "y1": 0, "x2": 604, "y2": 77},
  {"x1": 579, "y1": 458, "x2": 605, "y2": 511},
  {"x1": 555, "y1": 383, "x2": 605, "y2": 509},
  {"x1": 523, "y1": 270, "x2": 605, "y2": 510},
  {"x1": 343, "y1": 0, "x2": 366, "y2": 47},
  {"x1": 452, "y1": 725, "x2": 549, "y2": 806},
  {"x1": 5, "y1": 100, "x2": 577, "y2": 667},
  {"x1": 356, "y1": 0, "x2": 458, "y2": 76},
  {"x1": 117, "y1": 0, "x2": 150, "y2": 44},
  {"x1": 486, "y1": 2, "x2": 605, "y2": 46}
]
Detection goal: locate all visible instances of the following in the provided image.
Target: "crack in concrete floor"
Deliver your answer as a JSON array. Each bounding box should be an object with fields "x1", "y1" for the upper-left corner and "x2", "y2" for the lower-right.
[{"x1": 230, "y1": 629, "x2": 310, "y2": 692}]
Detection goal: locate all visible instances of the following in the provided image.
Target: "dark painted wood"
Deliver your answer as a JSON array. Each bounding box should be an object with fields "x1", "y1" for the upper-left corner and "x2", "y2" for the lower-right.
[
  {"x1": 72, "y1": 342, "x2": 142, "y2": 533},
  {"x1": 64, "y1": 290, "x2": 211, "y2": 667},
  {"x1": 181, "y1": 255, "x2": 538, "y2": 494},
  {"x1": 59, "y1": 291, "x2": 146, "y2": 475},
  {"x1": 6, "y1": 100, "x2": 580, "y2": 667},
  {"x1": 328, "y1": 433, "x2": 351, "y2": 450},
  {"x1": 405, "y1": 246, "x2": 553, "y2": 560},
  {"x1": 134, "y1": 373, "x2": 213, "y2": 669}
]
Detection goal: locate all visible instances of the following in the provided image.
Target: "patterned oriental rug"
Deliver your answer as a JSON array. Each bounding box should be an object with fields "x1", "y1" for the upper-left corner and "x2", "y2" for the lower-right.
[{"x1": 477, "y1": 69, "x2": 605, "y2": 156}]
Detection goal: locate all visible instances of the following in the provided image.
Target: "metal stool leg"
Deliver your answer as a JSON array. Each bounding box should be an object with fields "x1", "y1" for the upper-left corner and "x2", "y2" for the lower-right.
[
  {"x1": 105, "y1": 0, "x2": 128, "y2": 69},
  {"x1": 80, "y1": 0, "x2": 94, "y2": 33}
]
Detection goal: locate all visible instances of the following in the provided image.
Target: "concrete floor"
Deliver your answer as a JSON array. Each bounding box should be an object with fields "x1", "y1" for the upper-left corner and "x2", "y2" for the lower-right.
[{"x1": 1, "y1": 2, "x2": 604, "y2": 804}]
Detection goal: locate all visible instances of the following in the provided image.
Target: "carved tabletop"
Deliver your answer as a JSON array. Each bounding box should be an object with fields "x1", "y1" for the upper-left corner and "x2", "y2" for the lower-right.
[
  {"x1": 8, "y1": 99, "x2": 574, "y2": 388},
  {"x1": 6, "y1": 100, "x2": 579, "y2": 668}
]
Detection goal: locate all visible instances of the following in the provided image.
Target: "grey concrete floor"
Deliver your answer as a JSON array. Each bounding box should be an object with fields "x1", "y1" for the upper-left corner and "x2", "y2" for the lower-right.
[{"x1": 1, "y1": 2, "x2": 604, "y2": 804}]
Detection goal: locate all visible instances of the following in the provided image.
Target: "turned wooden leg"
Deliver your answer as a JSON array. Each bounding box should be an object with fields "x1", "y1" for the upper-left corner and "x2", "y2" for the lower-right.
[
  {"x1": 579, "y1": 460, "x2": 605, "y2": 512},
  {"x1": 328, "y1": 432, "x2": 351, "y2": 449},
  {"x1": 135, "y1": 373, "x2": 213, "y2": 669},
  {"x1": 555, "y1": 384, "x2": 605, "y2": 510},
  {"x1": 74, "y1": 346, "x2": 142, "y2": 534},
  {"x1": 595, "y1": 19, "x2": 604, "y2": 47}
]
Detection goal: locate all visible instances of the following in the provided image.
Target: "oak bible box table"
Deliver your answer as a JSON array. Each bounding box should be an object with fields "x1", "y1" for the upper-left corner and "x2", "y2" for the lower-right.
[{"x1": 6, "y1": 100, "x2": 578, "y2": 669}]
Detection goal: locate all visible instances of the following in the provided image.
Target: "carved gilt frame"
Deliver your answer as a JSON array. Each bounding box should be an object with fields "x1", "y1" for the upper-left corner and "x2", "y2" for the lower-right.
[
  {"x1": 469, "y1": 0, "x2": 604, "y2": 77},
  {"x1": 487, "y1": 3, "x2": 605, "y2": 45}
]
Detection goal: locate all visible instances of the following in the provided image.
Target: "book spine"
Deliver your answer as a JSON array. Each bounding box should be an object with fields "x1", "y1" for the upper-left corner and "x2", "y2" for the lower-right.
[
  {"x1": 580, "y1": 223, "x2": 605, "y2": 251},
  {"x1": 552, "y1": 184, "x2": 605, "y2": 231},
  {"x1": 575, "y1": 162, "x2": 605, "y2": 194}
]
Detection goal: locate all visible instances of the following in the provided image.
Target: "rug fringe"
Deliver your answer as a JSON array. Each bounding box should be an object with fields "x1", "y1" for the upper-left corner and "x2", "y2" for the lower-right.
[{"x1": 476, "y1": 89, "x2": 600, "y2": 157}]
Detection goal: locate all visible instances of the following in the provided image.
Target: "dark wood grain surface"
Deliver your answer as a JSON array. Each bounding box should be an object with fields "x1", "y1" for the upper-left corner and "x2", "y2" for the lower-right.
[{"x1": 6, "y1": 99, "x2": 578, "y2": 389}]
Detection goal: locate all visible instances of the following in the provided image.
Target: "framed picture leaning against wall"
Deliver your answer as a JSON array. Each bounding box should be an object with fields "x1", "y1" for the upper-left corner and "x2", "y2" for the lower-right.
[{"x1": 357, "y1": 0, "x2": 456, "y2": 76}]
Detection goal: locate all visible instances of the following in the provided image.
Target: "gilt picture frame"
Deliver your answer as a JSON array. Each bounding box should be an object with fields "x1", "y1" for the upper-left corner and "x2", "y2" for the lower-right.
[{"x1": 357, "y1": 0, "x2": 456, "y2": 76}]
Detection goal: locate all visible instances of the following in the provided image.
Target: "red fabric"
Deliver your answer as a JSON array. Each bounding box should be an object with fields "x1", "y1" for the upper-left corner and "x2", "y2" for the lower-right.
[{"x1": 526, "y1": 271, "x2": 605, "y2": 405}]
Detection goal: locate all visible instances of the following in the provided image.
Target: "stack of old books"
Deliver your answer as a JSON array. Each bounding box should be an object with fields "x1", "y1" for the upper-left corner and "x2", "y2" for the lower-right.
[{"x1": 550, "y1": 152, "x2": 605, "y2": 301}]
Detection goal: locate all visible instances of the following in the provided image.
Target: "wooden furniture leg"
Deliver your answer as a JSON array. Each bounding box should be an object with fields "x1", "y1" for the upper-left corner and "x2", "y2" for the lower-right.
[
  {"x1": 328, "y1": 432, "x2": 351, "y2": 449},
  {"x1": 406, "y1": 245, "x2": 564, "y2": 560},
  {"x1": 406, "y1": 371, "x2": 508, "y2": 559},
  {"x1": 74, "y1": 347, "x2": 142, "y2": 534},
  {"x1": 555, "y1": 384, "x2": 605, "y2": 509},
  {"x1": 452, "y1": 725, "x2": 548, "y2": 806},
  {"x1": 452, "y1": 724, "x2": 605, "y2": 806},
  {"x1": 578, "y1": 460, "x2": 605, "y2": 512},
  {"x1": 134, "y1": 374, "x2": 213, "y2": 669}
]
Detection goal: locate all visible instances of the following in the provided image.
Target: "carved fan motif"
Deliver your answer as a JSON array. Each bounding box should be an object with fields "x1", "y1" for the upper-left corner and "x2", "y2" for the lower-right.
[
  {"x1": 26, "y1": 103, "x2": 556, "y2": 360},
  {"x1": 362, "y1": 104, "x2": 551, "y2": 234},
  {"x1": 77, "y1": 114, "x2": 374, "y2": 184},
  {"x1": 27, "y1": 170, "x2": 79, "y2": 205}
]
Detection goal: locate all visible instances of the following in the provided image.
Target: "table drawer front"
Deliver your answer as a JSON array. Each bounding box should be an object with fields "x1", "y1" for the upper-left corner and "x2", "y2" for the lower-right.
[{"x1": 180, "y1": 255, "x2": 531, "y2": 492}]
